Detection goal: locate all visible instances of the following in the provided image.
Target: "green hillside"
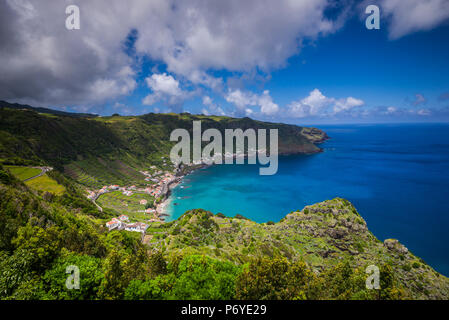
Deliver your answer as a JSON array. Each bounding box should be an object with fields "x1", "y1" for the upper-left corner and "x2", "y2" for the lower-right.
[
  {"x1": 0, "y1": 104, "x2": 448, "y2": 300},
  {"x1": 1, "y1": 165, "x2": 448, "y2": 300},
  {"x1": 0, "y1": 105, "x2": 327, "y2": 188}
]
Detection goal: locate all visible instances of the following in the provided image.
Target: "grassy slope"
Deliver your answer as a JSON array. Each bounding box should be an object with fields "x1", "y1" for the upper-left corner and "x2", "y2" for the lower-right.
[
  {"x1": 147, "y1": 199, "x2": 449, "y2": 299},
  {"x1": 24, "y1": 174, "x2": 66, "y2": 196},
  {"x1": 96, "y1": 191, "x2": 154, "y2": 222},
  {"x1": 0, "y1": 107, "x2": 327, "y2": 188},
  {"x1": 4, "y1": 166, "x2": 41, "y2": 181},
  {"x1": 1, "y1": 105, "x2": 448, "y2": 299}
]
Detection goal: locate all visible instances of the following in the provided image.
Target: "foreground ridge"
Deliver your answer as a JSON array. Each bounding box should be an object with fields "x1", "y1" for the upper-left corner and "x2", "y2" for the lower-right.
[{"x1": 150, "y1": 198, "x2": 449, "y2": 299}]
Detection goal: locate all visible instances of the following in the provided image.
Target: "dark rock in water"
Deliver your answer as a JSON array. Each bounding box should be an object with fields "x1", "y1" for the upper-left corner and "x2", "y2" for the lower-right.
[{"x1": 174, "y1": 202, "x2": 178, "y2": 206}]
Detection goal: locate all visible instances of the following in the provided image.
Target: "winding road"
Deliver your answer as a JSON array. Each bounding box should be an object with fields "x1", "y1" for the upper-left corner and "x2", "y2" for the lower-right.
[{"x1": 23, "y1": 166, "x2": 53, "y2": 182}]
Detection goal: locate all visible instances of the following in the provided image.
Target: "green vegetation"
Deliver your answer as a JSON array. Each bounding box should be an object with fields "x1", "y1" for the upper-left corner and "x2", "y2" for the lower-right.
[
  {"x1": 141, "y1": 200, "x2": 449, "y2": 299},
  {"x1": 4, "y1": 166, "x2": 41, "y2": 181},
  {"x1": 0, "y1": 106, "x2": 447, "y2": 300},
  {"x1": 24, "y1": 174, "x2": 66, "y2": 196},
  {"x1": 0, "y1": 104, "x2": 327, "y2": 187},
  {"x1": 96, "y1": 191, "x2": 154, "y2": 222}
]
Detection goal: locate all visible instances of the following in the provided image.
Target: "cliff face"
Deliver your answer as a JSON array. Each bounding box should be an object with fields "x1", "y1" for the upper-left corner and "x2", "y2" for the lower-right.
[
  {"x1": 149, "y1": 198, "x2": 449, "y2": 299},
  {"x1": 301, "y1": 127, "x2": 330, "y2": 144}
]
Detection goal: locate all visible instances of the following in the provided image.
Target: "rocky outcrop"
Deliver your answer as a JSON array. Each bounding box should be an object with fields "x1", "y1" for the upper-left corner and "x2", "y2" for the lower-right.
[{"x1": 384, "y1": 239, "x2": 409, "y2": 254}]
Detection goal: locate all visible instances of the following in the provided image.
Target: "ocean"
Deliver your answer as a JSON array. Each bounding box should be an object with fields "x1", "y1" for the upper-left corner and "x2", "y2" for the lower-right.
[{"x1": 166, "y1": 123, "x2": 449, "y2": 276}]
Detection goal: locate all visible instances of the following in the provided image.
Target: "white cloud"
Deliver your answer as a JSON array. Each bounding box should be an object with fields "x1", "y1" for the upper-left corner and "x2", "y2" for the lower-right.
[
  {"x1": 417, "y1": 108, "x2": 431, "y2": 116},
  {"x1": 333, "y1": 96, "x2": 364, "y2": 114},
  {"x1": 380, "y1": 0, "x2": 449, "y2": 39},
  {"x1": 258, "y1": 90, "x2": 280, "y2": 115},
  {"x1": 287, "y1": 89, "x2": 365, "y2": 118},
  {"x1": 225, "y1": 89, "x2": 257, "y2": 110},
  {"x1": 245, "y1": 108, "x2": 254, "y2": 116},
  {"x1": 142, "y1": 73, "x2": 192, "y2": 110},
  {"x1": 134, "y1": 0, "x2": 336, "y2": 79},
  {"x1": 145, "y1": 73, "x2": 183, "y2": 97},
  {"x1": 387, "y1": 106, "x2": 398, "y2": 114},
  {"x1": 201, "y1": 95, "x2": 226, "y2": 116},
  {"x1": 352, "y1": 105, "x2": 434, "y2": 119},
  {"x1": 225, "y1": 89, "x2": 279, "y2": 116},
  {"x1": 0, "y1": 0, "x2": 342, "y2": 109},
  {"x1": 2, "y1": 0, "x2": 446, "y2": 114}
]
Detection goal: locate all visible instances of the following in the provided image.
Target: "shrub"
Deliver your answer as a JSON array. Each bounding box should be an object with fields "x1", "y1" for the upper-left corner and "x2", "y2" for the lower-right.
[{"x1": 402, "y1": 264, "x2": 412, "y2": 272}]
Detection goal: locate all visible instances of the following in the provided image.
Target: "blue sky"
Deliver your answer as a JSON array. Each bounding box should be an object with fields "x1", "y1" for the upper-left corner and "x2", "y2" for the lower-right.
[
  {"x1": 112, "y1": 4, "x2": 449, "y2": 124},
  {"x1": 1, "y1": 0, "x2": 449, "y2": 124}
]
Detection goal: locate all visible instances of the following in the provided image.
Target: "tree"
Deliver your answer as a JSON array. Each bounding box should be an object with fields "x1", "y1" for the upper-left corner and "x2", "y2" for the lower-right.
[
  {"x1": 41, "y1": 251, "x2": 103, "y2": 300},
  {"x1": 235, "y1": 257, "x2": 316, "y2": 300},
  {"x1": 170, "y1": 255, "x2": 240, "y2": 299},
  {"x1": 148, "y1": 251, "x2": 167, "y2": 277}
]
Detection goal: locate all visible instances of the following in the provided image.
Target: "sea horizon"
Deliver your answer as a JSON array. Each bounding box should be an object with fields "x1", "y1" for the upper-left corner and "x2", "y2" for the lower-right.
[{"x1": 167, "y1": 123, "x2": 449, "y2": 276}]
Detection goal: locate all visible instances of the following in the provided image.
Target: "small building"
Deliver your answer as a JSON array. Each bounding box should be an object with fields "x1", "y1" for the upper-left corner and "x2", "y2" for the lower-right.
[
  {"x1": 124, "y1": 222, "x2": 148, "y2": 233},
  {"x1": 119, "y1": 214, "x2": 129, "y2": 222},
  {"x1": 140, "y1": 199, "x2": 148, "y2": 205},
  {"x1": 106, "y1": 218, "x2": 121, "y2": 231}
]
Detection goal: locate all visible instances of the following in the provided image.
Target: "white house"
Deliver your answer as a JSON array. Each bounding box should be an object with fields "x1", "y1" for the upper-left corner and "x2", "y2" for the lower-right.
[
  {"x1": 124, "y1": 222, "x2": 148, "y2": 233},
  {"x1": 106, "y1": 218, "x2": 121, "y2": 231}
]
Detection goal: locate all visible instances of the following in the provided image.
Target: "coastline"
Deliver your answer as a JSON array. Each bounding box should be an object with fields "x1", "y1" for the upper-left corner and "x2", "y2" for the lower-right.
[
  {"x1": 156, "y1": 164, "x2": 209, "y2": 220},
  {"x1": 155, "y1": 131, "x2": 330, "y2": 221}
]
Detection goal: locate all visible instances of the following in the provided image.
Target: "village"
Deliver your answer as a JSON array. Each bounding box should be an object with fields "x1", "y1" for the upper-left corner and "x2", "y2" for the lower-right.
[
  {"x1": 84, "y1": 162, "x2": 181, "y2": 233},
  {"x1": 91, "y1": 154, "x2": 228, "y2": 234}
]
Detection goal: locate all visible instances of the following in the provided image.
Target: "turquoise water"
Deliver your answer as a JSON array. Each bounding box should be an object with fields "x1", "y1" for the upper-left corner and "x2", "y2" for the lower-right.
[{"x1": 167, "y1": 123, "x2": 449, "y2": 276}]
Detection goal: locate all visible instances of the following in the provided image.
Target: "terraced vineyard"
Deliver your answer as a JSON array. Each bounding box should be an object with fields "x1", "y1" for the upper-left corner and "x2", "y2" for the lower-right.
[
  {"x1": 64, "y1": 158, "x2": 148, "y2": 188},
  {"x1": 96, "y1": 191, "x2": 155, "y2": 222},
  {"x1": 64, "y1": 163, "x2": 101, "y2": 188}
]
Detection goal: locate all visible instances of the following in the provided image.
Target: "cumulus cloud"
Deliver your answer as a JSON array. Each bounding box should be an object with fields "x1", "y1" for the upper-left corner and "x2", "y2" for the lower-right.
[
  {"x1": 2, "y1": 0, "x2": 447, "y2": 115},
  {"x1": 201, "y1": 95, "x2": 226, "y2": 116},
  {"x1": 142, "y1": 73, "x2": 194, "y2": 112},
  {"x1": 257, "y1": 91, "x2": 280, "y2": 116},
  {"x1": 333, "y1": 97, "x2": 364, "y2": 114},
  {"x1": 225, "y1": 89, "x2": 279, "y2": 116},
  {"x1": 287, "y1": 89, "x2": 364, "y2": 118},
  {"x1": 0, "y1": 0, "x2": 341, "y2": 109},
  {"x1": 380, "y1": 0, "x2": 449, "y2": 39},
  {"x1": 134, "y1": 0, "x2": 336, "y2": 78},
  {"x1": 225, "y1": 89, "x2": 257, "y2": 110}
]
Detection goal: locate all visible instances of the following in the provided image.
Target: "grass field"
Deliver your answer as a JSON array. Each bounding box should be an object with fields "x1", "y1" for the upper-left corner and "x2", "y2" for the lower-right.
[
  {"x1": 25, "y1": 174, "x2": 66, "y2": 195},
  {"x1": 96, "y1": 190, "x2": 155, "y2": 222},
  {"x1": 5, "y1": 166, "x2": 42, "y2": 181}
]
